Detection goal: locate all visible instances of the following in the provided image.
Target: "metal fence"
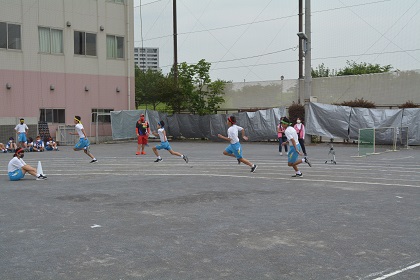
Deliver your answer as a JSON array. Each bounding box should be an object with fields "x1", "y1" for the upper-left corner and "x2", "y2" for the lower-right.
[{"x1": 56, "y1": 125, "x2": 77, "y2": 146}]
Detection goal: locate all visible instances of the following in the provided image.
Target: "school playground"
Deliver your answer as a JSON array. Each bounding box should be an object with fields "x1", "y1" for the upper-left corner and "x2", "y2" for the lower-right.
[{"x1": 0, "y1": 141, "x2": 419, "y2": 279}]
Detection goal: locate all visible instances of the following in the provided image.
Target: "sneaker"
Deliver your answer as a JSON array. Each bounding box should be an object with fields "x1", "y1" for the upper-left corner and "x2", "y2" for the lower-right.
[
  {"x1": 183, "y1": 155, "x2": 189, "y2": 163},
  {"x1": 90, "y1": 159, "x2": 98, "y2": 163},
  {"x1": 237, "y1": 159, "x2": 241, "y2": 164},
  {"x1": 36, "y1": 174, "x2": 47, "y2": 180},
  {"x1": 250, "y1": 164, "x2": 258, "y2": 173},
  {"x1": 154, "y1": 158, "x2": 162, "y2": 162},
  {"x1": 136, "y1": 151, "x2": 140, "y2": 155},
  {"x1": 141, "y1": 151, "x2": 146, "y2": 155},
  {"x1": 304, "y1": 156, "x2": 312, "y2": 167},
  {"x1": 291, "y1": 173, "x2": 303, "y2": 177},
  {"x1": 280, "y1": 152, "x2": 283, "y2": 156}
]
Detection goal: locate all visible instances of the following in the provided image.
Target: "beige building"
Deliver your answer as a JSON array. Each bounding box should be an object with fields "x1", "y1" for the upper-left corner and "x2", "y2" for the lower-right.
[{"x1": 0, "y1": 0, "x2": 135, "y2": 140}]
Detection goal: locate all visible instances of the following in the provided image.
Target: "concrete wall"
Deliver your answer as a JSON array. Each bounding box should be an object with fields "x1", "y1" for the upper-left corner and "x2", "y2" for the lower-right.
[{"x1": 220, "y1": 69, "x2": 420, "y2": 109}]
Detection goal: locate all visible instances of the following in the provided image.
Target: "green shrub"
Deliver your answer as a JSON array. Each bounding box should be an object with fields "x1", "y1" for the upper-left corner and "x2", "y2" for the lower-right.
[{"x1": 288, "y1": 103, "x2": 305, "y2": 123}]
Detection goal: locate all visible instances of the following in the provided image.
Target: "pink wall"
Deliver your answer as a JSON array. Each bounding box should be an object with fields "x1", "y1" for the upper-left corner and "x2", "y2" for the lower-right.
[{"x1": 0, "y1": 69, "x2": 135, "y2": 136}]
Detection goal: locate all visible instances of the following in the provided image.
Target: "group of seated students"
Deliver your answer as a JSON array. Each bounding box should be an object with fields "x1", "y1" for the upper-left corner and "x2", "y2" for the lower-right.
[{"x1": 1, "y1": 136, "x2": 58, "y2": 153}]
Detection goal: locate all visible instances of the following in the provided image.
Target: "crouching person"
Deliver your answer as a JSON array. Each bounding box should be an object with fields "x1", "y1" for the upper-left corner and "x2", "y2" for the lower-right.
[{"x1": 7, "y1": 148, "x2": 47, "y2": 181}]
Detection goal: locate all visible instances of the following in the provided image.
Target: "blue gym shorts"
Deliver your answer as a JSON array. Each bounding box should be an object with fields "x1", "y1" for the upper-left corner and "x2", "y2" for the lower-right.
[
  {"x1": 18, "y1": 133, "x2": 27, "y2": 143},
  {"x1": 155, "y1": 141, "x2": 171, "y2": 151},
  {"x1": 288, "y1": 144, "x2": 301, "y2": 164},
  {"x1": 9, "y1": 169, "x2": 24, "y2": 181},
  {"x1": 225, "y1": 142, "x2": 243, "y2": 159},
  {"x1": 74, "y1": 138, "x2": 90, "y2": 150}
]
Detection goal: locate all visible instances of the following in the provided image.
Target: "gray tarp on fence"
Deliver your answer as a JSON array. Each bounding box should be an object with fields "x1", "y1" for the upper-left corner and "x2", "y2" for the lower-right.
[
  {"x1": 111, "y1": 108, "x2": 287, "y2": 141},
  {"x1": 348, "y1": 107, "x2": 403, "y2": 139},
  {"x1": 111, "y1": 104, "x2": 419, "y2": 145},
  {"x1": 111, "y1": 110, "x2": 167, "y2": 140},
  {"x1": 307, "y1": 103, "x2": 420, "y2": 145},
  {"x1": 305, "y1": 103, "x2": 352, "y2": 139}
]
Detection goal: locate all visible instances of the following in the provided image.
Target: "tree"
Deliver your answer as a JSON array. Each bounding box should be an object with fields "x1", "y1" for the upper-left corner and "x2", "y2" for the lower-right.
[
  {"x1": 174, "y1": 59, "x2": 227, "y2": 115},
  {"x1": 336, "y1": 60, "x2": 392, "y2": 76},
  {"x1": 288, "y1": 103, "x2": 305, "y2": 124},
  {"x1": 311, "y1": 61, "x2": 393, "y2": 77},
  {"x1": 135, "y1": 67, "x2": 175, "y2": 110},
  {"x1": 311, "y1": 63, "x2": 332, "y2": 78}
]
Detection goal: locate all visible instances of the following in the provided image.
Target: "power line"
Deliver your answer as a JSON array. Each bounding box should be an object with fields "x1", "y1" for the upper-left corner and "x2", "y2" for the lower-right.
[
  {"x1": 158, "y1": 46, "x2": 297, "y2": 69},
  {"x1": 178, "y1": 0, "x2": 265, "y2": 80},
  {"x1": 134, "y1": 0, "x2": 392, "y2": 43},
  {"x1": 211, "y1": 47, "x2": 297, "y2": 64},
  {"x1": 134, "y1": 0, "x2": 166, "y2": 8},
  {"x1": 312, "y1": 0, "x2": 391, "y2": 14},
  {"x1": 135, "y1": 14, "x2": 296, "y2": 43},
  {"x1": 198, "y1": 48, "x2": 420, "y2": 71},
  {"x1": 337, "y1": 0, "x2": 419, "y2": 64}
]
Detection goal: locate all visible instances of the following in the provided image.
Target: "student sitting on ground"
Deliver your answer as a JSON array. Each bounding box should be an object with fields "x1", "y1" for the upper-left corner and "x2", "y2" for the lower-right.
[
  {"x1": 6, "y1": 137, "x2": 17, "y2": 153},
  {"x1": 26, "y1": 137, "x2": 34, "y2": 152},
  {"x1": 45, "y1": 137, "x2": 59, "y2": 151},
  {"x1": 8, "y1": 147, "x2": 47, "y2": 181},
  {"x1": 0, "y1": 142, "x2": 7, "y2": 153},
  {"x1": 33, "y1": 136, "x2": 45, "y2": 152}
]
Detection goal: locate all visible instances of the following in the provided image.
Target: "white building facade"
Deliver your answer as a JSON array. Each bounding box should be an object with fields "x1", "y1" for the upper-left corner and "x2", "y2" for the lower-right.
[
  {"x1": 0, "y1": 0, "x2": 135, "y2": 139},
  {"x1": 134, "y1": 47, "x2": 159, "y2": 71}
]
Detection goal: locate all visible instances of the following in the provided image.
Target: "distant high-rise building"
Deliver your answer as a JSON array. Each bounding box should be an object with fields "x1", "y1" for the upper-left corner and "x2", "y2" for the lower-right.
[{"x1": 134, "y1": 47, "x2": 159, "y2": 71}]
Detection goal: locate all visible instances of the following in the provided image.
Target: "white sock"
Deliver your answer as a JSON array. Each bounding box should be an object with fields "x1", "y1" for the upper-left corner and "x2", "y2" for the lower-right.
[
  {"x1": 302, "y1": 158, "x2": 306, "y2": 162},
  {"x1": 297, "y1": 171, "x2": 302, "y2": 175}
]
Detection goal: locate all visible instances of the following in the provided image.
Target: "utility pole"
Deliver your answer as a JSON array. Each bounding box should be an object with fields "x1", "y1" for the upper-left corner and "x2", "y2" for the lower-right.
[
  {"x1": 173, "y1": 0, "x2": 178, "y2": 86},
  {"x1": 298, "y1": 0, "x2": 303, "y2": 80},
  {"x1": 304, "y1": 0, "x2": 312, "y2": 143}
]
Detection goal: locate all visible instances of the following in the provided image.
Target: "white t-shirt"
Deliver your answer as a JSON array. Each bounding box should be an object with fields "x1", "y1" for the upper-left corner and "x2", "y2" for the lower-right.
[
  {"x1": 227, "y1": 124, "x2": 243, "y2": 144},
  {"x1": 8, "y1": 157, "x2": 26, "y2": 173},
  {"x1": 285, "y1": 126, "x2": 299, "y2": 144},
  {"x1": 75, "y1": 123, "x2": 85, "y2": 138},
  {"x1": 15, "y1": 123, "x2": 28, "y2": 133},
  {"x1": 157, "y1": 128, "x2": 167, "y2": 142},
  {"x1": 46, "y1": 140, "x2": 55, "y2": 146}
]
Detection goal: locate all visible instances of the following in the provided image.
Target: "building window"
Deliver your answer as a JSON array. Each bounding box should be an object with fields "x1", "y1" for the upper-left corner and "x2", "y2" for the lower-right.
[
  {"x1": 108, "y1": 0, "x2": 124, "y2": 4},
  {"x1": 106, "y1": 35, "x2": 124, "y2": 59},
  {"x1": 39, "y1": 109, "x2": 65, "y2": 123},
  {"x1": 74, "y1": 31, "x2": 97, "y2": 56},
  {"x1": 0, "y1": 22, "x2": 21, "y2": 50},
  {"x1": 92, "y1": 109, "x2": 113, "y2": 123},
  {"x1": 39, "y1": 27, "x2": 63, "y2": 54}
]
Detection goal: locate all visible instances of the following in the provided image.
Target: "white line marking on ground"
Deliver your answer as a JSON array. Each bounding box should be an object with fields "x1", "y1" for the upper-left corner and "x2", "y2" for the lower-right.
[
  {"x1": 41, "y1": 173, "x2": 420, "y2": 188},
  {"x1": 372, "y1": 262, "x2": 420, "y2": 280}
]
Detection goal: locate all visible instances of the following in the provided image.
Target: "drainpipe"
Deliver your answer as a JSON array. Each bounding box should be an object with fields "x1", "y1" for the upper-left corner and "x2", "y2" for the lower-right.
[{"x1": 126, "y1": 1, "x2": 131, "y2": 110}]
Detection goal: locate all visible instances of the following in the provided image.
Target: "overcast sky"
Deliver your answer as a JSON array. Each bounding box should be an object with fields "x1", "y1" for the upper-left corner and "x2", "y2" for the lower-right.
[{"x1": 134, "y1": 0, "x2": 420, "y2": 82}]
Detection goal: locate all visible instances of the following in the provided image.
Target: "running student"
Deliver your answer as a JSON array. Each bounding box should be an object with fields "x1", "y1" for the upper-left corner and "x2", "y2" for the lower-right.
[
  {"x1": 151, "y1": 120, "x2": 188, "y2": 163},
  {"x1": 218, "y1": 115, "x2": 257, "y2": 173},
  {"x1": 8, "y1": 147, "x2": 47, "y2": 181},
  {"x1": 280, "y1": 117, "x2": 311, "y2": 177},
  {"x1": 69, "y1": 116, "x2": 97, "y2": 163}
]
